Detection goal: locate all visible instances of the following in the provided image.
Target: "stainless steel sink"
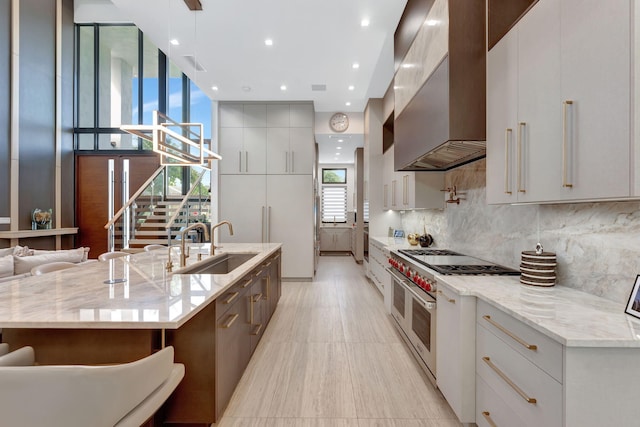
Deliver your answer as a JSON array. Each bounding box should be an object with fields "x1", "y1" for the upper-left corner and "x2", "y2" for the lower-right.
[{"x1": 177, "y1": 252, "x2": 258, "y2": 274}]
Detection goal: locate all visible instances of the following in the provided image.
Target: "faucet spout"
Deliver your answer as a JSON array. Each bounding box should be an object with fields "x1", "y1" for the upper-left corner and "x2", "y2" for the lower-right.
[
  {"x1": 210, "y1": 221, "x2": 234, "y2": 255},
  {"x1": 178, "y1": 222, "x2": 211, "y2": 268}
]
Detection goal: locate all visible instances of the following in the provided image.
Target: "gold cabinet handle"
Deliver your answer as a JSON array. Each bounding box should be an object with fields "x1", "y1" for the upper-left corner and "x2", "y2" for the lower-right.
[
  {"x1": 223, "y1": 291, "x2": 240, "y2": 304},
  {"x1": 239, "y1": 151, "x2": 242, "y2": 173},
  {"x1": 391, "y1": 180, "x2": 397, "y2": 206},
  {"x1": 253, "y1": 293, "x2": 263, "y2": 302},
  {"x1": 383, "y1": 184, "x2": 388, "y2": 208},
  {"x1": 482, "y1": 357, "x2": 537, "y2": 404},
  {"x1": 265, "y1": 276, "x2": 270, "y2": 299},
  {"x1": 482, "y1": 411, "x2": 498, "y2": 427},
  {"x1": 403, "y1": 175, "x2": 409, "y2": 205},
  {"x1": 482, "y1": 315, "x2": 537, "y2": 350},
  {"x1": 504, "y1": 128, "x2": 513, "y2": 195},
  {"x1": 562, "y1": 100, "x2": 574, "y2": 188},
  {"x1": 437, "y1": 290, "x2": 455, "y2": 304},
  {"x1": 221, "y1": 313, "x2": 239, "y2": 329},
  {"x1": 251, "y1": 323, "x2": 263, "y2": 336},
  {"x1": 242, "y1": 278, "x2": 253, "y2": 288},
  {"x1": 517, "y1": 122, "x2": 526, "y2": 193}
]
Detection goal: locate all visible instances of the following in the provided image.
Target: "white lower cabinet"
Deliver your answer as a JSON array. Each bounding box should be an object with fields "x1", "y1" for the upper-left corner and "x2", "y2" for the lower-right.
[
  {"x1": 319, "y1": 228, "x2": 351, "y2": 252},
  {"x1": 367, "y1": 239, "x2": 389, "y2": 297},
  {"x1": 435, "y1": 282, "x2": 476, "y2": 424}
]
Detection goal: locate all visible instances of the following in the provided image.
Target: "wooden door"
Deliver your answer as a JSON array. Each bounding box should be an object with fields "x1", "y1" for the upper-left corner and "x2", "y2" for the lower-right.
[{"x1": 75, "y1": 154, "x2": 160, "y2": 257}]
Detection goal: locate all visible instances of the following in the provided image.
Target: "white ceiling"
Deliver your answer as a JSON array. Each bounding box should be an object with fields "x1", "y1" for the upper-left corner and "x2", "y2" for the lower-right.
[{"x1": 76, "y1": 0, "x2": 408, "y2": 163}]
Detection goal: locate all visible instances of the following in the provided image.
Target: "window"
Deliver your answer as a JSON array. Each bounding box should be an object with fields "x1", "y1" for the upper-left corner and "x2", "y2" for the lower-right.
[
  {"x1": 322, "y1": 186, "x2": 347, "y2": 223},
  {"x1": 322, "y1": 168, "x2": 347, "y2": 184}
]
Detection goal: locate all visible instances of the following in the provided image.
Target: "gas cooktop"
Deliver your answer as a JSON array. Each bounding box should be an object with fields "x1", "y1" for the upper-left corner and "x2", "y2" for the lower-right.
[{"x1": 397, "y1": 249, "x2": 519, "y2": 276}]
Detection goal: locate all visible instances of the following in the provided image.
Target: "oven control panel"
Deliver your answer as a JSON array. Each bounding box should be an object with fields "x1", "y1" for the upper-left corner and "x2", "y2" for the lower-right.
[{"x1": 388, "y1": 257, "x2": 437, "y2": 293}]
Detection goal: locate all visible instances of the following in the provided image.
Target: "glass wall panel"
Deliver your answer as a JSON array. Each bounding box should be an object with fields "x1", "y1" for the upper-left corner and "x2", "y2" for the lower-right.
[
  {"x1": 168, "y1": 61, "x2": 183, "y2": 121},
  {"x1": 98, "y1": 133, "x2": 137, "y2": 150},
  {"x1": 76, "y1": 134, "x2": 94, "y2": 150},
  {"x1": 142, "y1": 34, "x2": 159, "y2": 125},
  {"x1": 77, "y1": 25, "x2": 95, "y2": 127},
  {"x1": 98, "y1": 26, "x2": 138, "y2": 127}
]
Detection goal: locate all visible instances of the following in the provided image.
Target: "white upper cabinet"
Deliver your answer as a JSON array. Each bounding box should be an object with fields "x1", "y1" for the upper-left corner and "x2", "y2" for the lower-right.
[
  {"x1": 487, "y1": 0, "x2": 632, "y2": 204},
  {"x1": 266, "y1": 104, "x2": 314, "y2": 175},
  {"x1": 218, "y1": 104, "x2": 266, "y2": 174}
]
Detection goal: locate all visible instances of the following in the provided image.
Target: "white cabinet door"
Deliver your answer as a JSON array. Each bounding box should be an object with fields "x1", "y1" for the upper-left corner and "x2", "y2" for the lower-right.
[
  {"x1": 266, "y1": 104, "x2": 290, "y2": 127},
  {"x1": 516, "y1": 0, "x2": 562, "y2": 203},
  {"x1": 559, "y1": 0, "x2": 630, "y2": 200},
  {"x1": 219, "y1": 128, "x2": 244, "y2": 175},
  {"x1": 289, "y1": 104, "x2": 314, "y2": 128},
  {"x1": 267, "y1": 175, "x2": 314, "y2": 278},
  {"x1": 243, "y1": 127, "x2": 267, "y2": 174},
  {"x1": 486, "y1": 30, "x2": 518, "y2": 205},
  {"x1": 289, "y1": 127, "x2": 314, "y2": 174},
  {"x1": 334, "y1": 228, "x2": 352, "y2": 251},
  {"x1": 266, "y1": 128, "x2": 289, "y2": 174},
  {"x1": 219, "y1": 103, "x2": 244, "y2": 127},
  {"x1": 436, "y1": 282, "x2": 476, "y2": 423},
  {"x1": 319, "y1": 229, "x2": 334, "y2": 251},
  {"x1": 219, "y1": 175, "x2": 266, "y2": 244}
]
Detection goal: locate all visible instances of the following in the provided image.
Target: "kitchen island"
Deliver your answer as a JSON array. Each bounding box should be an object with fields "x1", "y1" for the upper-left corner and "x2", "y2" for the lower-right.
[{"x1": 0, "y1": 242, "x2": 282, "y2": 425}]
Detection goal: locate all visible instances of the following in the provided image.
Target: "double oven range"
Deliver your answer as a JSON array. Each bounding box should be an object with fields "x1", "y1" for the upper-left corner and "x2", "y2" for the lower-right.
[{"x1": 387, "y1": 248, "x2": 519, "y2": 384}]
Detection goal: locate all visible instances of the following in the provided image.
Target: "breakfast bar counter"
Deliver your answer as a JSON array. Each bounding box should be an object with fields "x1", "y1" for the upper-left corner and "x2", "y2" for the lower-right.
[{"x1": 0, "y1": 243, "x2": 283, "y2": 425}]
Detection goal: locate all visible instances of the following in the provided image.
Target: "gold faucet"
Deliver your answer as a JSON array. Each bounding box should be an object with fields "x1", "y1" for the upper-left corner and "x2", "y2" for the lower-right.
[
  {"x1": 210, "y1": 221, "x2": 234, "y2": 255},
  {"x1": 166, "y1": 223, "x2": 211, "y2": 270}
]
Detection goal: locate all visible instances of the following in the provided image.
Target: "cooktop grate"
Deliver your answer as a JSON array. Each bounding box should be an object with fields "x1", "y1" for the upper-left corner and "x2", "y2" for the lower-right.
[{"x1": 399, "y1": 249, "x2": 461, "y2": 256}]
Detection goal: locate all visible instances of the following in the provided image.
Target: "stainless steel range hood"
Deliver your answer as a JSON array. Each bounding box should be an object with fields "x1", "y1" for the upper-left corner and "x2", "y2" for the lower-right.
[{"x1": 393, "y1": 1, "x2": 486, "y2": 172}]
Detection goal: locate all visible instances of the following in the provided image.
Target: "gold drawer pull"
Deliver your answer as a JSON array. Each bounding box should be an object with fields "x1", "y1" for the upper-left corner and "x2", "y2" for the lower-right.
[
  {"x1": 482, "y1": 357, "x2": 537, "y2": 404},
  {"x1": 223, "y1": 291, "x2": 239, "y2": 304},
  {"x1": 242, "y1": 278, "x2": 253, "y2": 288},
  {"x1": 253, "y1": 293, "x2": 263, "y2": 302},
  {"x1": 483, "y1": 315, "x2": 537, "y2": 351},
  {"x1": 482, "y1": 411, "x2": 497, "y2": 427},
  {"x1": 251, "y1": 324, "x2": 263, "y2": 336},
  {"x1": 437, "y1": 290, "x2": 455, "y2": 304},
  {"x1": 221, "y1": 313, "x2": 239, "y2": 328}
]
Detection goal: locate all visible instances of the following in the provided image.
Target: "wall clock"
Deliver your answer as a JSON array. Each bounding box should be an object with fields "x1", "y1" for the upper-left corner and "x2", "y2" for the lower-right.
[{"x1": 329, "y1": 112, "x2": 349, "y2": 133}]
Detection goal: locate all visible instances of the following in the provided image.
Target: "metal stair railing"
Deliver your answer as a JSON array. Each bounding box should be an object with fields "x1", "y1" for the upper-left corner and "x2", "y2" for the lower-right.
[{"x1": 165, "y1": 168, "x2": 210, "y2": 242}]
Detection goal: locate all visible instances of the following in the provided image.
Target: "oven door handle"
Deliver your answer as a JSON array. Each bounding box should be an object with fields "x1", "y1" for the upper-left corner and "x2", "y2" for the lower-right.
[{"x1": 387, "y1": 267, "x2": 436, "y2": 309}]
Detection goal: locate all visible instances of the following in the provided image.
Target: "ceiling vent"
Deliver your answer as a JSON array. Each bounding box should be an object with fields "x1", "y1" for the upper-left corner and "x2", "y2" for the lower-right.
[
  {"x1": 183, "y1": 0, "x2": 202, "y2": 11},
  {"x1": 311, "y1": 84, "x2": 327, "y2": 91},
  {"x1": 182, "y1": 55, "x2": 206, "y2": 72}
]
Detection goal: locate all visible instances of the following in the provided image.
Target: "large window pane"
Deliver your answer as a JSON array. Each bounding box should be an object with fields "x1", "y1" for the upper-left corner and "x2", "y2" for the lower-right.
[
  {"x1": 77, "y1": 26, "x2": 94, "y2": 127},
  {"x1": 98, "y1": 26, "x2": 139, "y2": 127},
  {"x1": 76, "y1": 134, "x2": 94, "y2": 150},
  {"x1": 98, "y1": 133, "x2": 137, "y2": 150},
  {"x1": 189, "y1": 81, "x2": 211, "y2": 140},
  {"x1": 142, "y1": 34, "x2": 159, "y2": 125},
  {"x1": 168, "y1": 61, "x2": 183, "y2": 121}
]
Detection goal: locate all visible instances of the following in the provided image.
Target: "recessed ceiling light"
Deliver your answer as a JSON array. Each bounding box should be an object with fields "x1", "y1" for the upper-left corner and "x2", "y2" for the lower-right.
[
  {"x1": 348, "y1": 85, "x2": 355, "y2": 91},
  {"x1": 211, "y1": 86, "x2": 218, "y2": 91},
  {"x1": 352, "y1": 62, "x2": 360, "y2": 69},
  {"x1": 170, "y1": 39, "x2": 180, "y2": 46},
  {"x1": 335, "y1": 152, "x2": 341, "y2": 155},
  {"x1": 345, "y1": 102, "x2": 351, "y2": 106},
  {"x1": 265, "y1": 38, "x2": 273, "y2": 46},
  {"x1": 280, "y1": 85, "x2": 287, "y2": 91},
  {"x1": 402, "y1": 63, "x2": 415, "y2": 69},
  {"x1": 334, "y1": 157, "x2": 338, "y2": 160},
  {"x1": 361, "y1": 18, "x2": 370, "y2": 27},
  {"x1": 337, "y1": 147, "x2": 342, "y2": 149},
  {"x1": 338, "y1": 139, "x2": 344, "y2": 143},
  {"x1": 425, "y1": 19, "x2": 440, "y2": 26}
]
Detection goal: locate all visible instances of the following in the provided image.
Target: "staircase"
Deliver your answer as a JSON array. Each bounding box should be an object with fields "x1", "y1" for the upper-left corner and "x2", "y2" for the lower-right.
[{"x1": 105, "y1": 166, "x2": 211, "y2": 252}]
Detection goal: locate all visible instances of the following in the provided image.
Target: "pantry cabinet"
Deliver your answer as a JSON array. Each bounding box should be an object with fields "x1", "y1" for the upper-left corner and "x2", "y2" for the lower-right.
[
  {"x1": 486, "y1": 0, "x2": 631, "y2": 204},
  {"x1": 219, "y1": 104, "x2": 268, "y2": 175},
  {"x1": 266, "y1": 127, "x2": 314, "y2": 174}
]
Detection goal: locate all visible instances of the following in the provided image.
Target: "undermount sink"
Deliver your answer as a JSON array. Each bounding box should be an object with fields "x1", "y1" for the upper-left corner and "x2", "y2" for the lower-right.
[{"x1": 177, "y1": 252, "x2": 259, "y2": 275}]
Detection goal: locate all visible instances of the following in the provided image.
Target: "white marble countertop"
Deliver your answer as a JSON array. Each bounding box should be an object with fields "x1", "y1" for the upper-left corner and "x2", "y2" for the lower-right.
[
  {"x1": 437, "y1": 272, "x2": 640, "y2": 348},
  {"x1": 0, "y1": 243, "x2": 281, "y2": 330},
  {"x1": 380, "y1": 243, "x2": 640, "y2": 348}
]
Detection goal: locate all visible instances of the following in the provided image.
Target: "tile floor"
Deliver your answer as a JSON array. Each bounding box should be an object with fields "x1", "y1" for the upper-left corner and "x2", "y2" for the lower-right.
[{"x1": 216, "y1": 256, "x2": 462, "y2": 427}]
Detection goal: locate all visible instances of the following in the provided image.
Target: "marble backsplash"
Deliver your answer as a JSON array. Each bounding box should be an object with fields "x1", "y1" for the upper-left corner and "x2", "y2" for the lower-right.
[{"x1": 401, "y1": 159, "x2": 640, "y2": 307}]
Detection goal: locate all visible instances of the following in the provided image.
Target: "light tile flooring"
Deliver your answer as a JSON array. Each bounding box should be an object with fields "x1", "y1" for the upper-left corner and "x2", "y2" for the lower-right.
[{"x1": 216, "y1": 256, "x2": 462, "y2": 427}]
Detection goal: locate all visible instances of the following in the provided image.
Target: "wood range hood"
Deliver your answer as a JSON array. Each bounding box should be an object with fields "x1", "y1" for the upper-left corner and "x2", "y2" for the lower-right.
[{"x1": 393, "y1": 0, "x2": 486, "y2": 172}]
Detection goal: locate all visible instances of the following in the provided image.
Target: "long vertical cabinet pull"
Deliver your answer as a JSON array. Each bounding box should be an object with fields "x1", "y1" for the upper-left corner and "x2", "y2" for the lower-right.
[
  {"x1": 285, "y1": 152, "x2": 289, "y2": 173},
  {"x1": 562, "y1": 100, "x2": 574, "y2": 188},
  {"x1": 517, "y1": 122, "x2": 526, "y2": 193},
  {"x1": 383, "y1": 184, "x2": 388, "y2": 209},
  {"x1": 261, "y1": 206, "x2": 266, "y2": 243},
  {"x1": 403, "y1": 175, "x2": 409, "y2": 205},
  {"x1": 391, "y1": 180, "x2": 397, "y2": 207},
  {"x1": 267, "y1": 206, "x2": 271, "y2": 243},
  {"x1": 291, "y1": 151, "x2": 295, "y2": 173},
  {"x1": 482, "y1": 411, "x2": 498, "y2": 427},
  {"x1": 239, "y1": 151, "x2": 243, "y2": 173},
  {"x1": 504, "y1": 129, "x2": 512, "y2": 195},
  {"x1": 107, "y1": 159, "x2": 115, "y2": 252},
  {"x1": 245, "y1": 151, "x2": 249, "y2": 173},
  {"x1": 122, "y1": 159, "x2": 130, "y2": 249}
]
